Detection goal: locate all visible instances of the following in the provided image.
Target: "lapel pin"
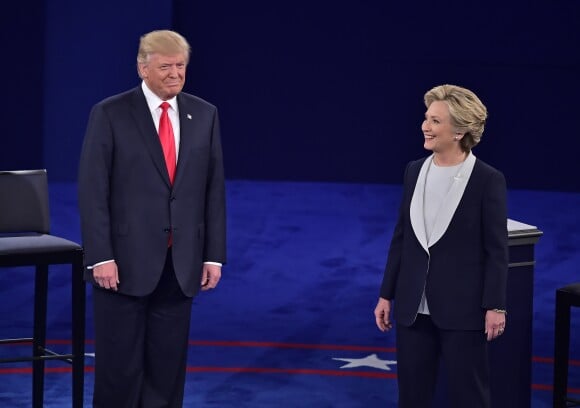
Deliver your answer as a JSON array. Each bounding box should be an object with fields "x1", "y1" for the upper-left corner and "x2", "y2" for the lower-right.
[{"x1": 187, "y1": 114, "x2": 192, "y2": 120}]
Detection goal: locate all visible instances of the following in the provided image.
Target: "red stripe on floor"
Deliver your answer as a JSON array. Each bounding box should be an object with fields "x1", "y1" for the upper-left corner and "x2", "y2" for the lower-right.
[
  {"x1": 186, "y1": 366, "x2": 397, "y2": 378},
  {"x1": 7, "y1": 339, "x2": 580, "y2": 368},
  {"x1": 1, "y1": 365, "x2": 579, "y2": 395},
  {"x1": 533, "y1": 355, "x2": 580, "y2": 366},
  {"x1": 188, "y1": 340, "x2": 396, "y2": 352}
]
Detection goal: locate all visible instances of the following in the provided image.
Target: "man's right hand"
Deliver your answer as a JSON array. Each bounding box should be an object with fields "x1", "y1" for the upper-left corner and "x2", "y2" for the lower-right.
[{"x1": 93, "y1": 261, "x2": 120, "y2": 291}]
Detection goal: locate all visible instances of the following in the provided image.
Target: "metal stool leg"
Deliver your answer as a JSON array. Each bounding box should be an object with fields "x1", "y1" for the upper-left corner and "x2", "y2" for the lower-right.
[
  {"x1": 554, "y1": 288, "x2": 575, "y2": 408},
  {"x1": 32, "y1": 264, "x2": 49, "y2": 408},
  {"x1": 71, "y1": 255, "x2": 86, "y2": 408}
]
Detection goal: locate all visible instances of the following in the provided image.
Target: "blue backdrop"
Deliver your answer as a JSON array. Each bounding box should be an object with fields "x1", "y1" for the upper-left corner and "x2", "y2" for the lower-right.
[{"x1": 3, "y1": 0, "x2": 579, "y2": 191}]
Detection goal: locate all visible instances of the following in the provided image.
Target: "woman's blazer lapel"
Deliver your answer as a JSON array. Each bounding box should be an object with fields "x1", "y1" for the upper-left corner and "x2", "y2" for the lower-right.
[
  {"x1": 409, "y1": 157, "x2": 431, "y2": 254},
  {"x1": 410, "y1": 153, "x2": 477, "y2": 252}
]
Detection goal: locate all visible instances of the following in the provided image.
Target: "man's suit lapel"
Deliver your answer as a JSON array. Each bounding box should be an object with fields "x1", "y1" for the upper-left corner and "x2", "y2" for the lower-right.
[
  {"x1": 130, "y1": 87, "x2": 172, "y2": 187},
  {"x1": 173, "y1": 94, "x2": 207, "y2": 191},
  {"x1": 173, "y1": 94, "x2": 194, "y2": 190}
]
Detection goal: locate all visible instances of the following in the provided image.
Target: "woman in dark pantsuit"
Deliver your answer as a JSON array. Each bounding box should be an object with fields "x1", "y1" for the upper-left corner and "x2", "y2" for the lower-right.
[{"x1": 374, "y1": 84, "x2": 508, "y2": 408}]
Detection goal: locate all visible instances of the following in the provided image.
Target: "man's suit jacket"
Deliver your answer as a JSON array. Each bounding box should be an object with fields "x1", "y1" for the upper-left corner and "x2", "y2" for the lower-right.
[
  {"x1": 380, "y1": 154, "x2": 508, "y2": 330},
  {"x1": 78, "y1": 86, "x2": 226, "y2": 298}
]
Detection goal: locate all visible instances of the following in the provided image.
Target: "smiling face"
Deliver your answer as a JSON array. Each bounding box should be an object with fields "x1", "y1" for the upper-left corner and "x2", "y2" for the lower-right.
[
  {"x1": 138, "y1": 52, "x2": 187, "y2": 100},
  {"x1": 421, "y1": 100, "x2": 463, "y2": 155}
]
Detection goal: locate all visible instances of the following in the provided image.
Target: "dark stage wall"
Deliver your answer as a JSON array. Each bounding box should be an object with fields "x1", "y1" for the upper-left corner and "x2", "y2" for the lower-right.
[
  {"x1": 1, "y1": 3, "x2": 45, "y2": 171},
  {"x1": 3, "y1": 1, "x2": 580, "y2": 191}
]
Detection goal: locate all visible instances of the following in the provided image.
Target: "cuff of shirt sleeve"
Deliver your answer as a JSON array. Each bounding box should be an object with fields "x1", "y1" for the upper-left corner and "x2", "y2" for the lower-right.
[{"x1": 87, "y1": 259, "x2": 115, "y2": 269}]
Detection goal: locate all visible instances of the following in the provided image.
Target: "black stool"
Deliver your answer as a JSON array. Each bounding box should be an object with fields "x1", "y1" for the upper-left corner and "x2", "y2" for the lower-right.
[
  {"x1": 0, "y1": 170, "x2": 85, "y2": 408},
  {"x1": 554, "y1": 282, "x2": 580, "y2": 408}
]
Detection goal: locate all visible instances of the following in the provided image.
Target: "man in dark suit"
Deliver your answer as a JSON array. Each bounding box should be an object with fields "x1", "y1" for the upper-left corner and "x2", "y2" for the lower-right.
[
  {"x1": 374, "y1": 84, "x2": 508, "y2": 408},
  {"x1": 78, "y1": 29, "x2": 226, "y2": 407}
]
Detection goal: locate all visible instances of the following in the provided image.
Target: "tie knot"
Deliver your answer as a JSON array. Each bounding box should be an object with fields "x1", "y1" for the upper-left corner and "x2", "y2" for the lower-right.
[{"x1": 160, "y1": 102, "x2": 170, "y2": 112}]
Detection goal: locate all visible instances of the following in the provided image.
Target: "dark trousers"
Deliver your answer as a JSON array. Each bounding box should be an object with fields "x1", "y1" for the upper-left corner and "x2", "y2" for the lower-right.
[
  {"x1": 396, "y1": 314, "x2": 490, "y2": 408},
  {"x1": 92, "y1": 250, "x2": 193, "y2": 408}
]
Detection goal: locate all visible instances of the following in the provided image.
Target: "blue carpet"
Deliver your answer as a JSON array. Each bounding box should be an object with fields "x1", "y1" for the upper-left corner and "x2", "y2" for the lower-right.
[{"x1": 0, "y1": 180, "x2": 578, "y2": 407}]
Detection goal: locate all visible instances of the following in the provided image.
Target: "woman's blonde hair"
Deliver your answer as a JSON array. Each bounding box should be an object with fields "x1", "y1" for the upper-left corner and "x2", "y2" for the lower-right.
[{"x1": 424, "y1": 84, "x2": 488, "y2": 152}]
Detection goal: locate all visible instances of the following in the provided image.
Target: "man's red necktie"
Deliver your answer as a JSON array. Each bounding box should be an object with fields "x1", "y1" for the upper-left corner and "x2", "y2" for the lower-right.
[{"x1": 159, "y1": 102, "x2": 176, "y2": 184}]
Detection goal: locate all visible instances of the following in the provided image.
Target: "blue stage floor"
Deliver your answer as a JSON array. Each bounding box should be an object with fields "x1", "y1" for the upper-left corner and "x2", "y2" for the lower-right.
[{"x1": 0, "y1": 180, "x2": 579, "y2": 407}]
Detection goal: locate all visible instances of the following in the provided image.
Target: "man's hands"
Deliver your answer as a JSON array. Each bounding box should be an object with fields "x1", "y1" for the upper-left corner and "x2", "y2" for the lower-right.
[
  {"x1": 93, "y1": 261, "x2": 222, "y2": 293},
  {"x1": 201, "y1": 263, "x2": 221, "y2": 291},
  {"x1": 93, "y1": 262, "x2": 120, "y2": 291}
]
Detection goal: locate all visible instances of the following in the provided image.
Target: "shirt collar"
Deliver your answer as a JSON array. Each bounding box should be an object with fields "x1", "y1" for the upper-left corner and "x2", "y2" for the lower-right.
[{"x1": 141, "y1": 81, "x2": 178, "y2": 112}]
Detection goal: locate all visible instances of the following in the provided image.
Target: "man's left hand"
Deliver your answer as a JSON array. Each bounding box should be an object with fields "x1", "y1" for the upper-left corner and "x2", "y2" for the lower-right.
[{"x1": 201, "y1": 264, "x2": 221, "y2": 290}]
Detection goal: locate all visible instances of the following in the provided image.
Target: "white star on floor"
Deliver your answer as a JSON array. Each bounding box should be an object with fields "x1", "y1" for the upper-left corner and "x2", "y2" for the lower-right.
[{"x1": 333, "y1": 353, "x2": 397, "y2": 371}]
